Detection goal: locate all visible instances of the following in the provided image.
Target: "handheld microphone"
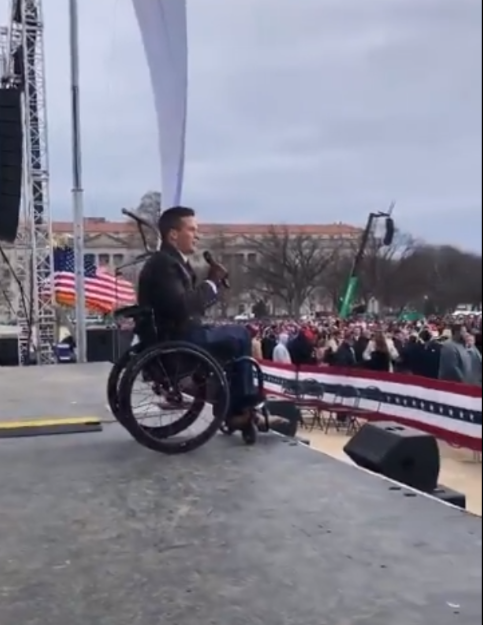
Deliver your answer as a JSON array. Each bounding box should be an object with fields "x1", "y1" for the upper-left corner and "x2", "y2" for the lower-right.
[{"x1": 203, "y1": 250, "x2": 230, "y2": 289}]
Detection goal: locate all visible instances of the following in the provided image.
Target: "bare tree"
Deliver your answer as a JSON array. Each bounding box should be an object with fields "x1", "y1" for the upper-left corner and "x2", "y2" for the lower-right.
[
  {"x1": 404, "y1": 245, "x2": 482, "y2": 312},
  {"x1": 243, "y1": 226, "x2": 336, "y2": 315},
  {"x1": 134, "y1": 190, "x2": 161, "y2": 250},
  {"x1": 209, "y1": 228, "x2": 246, "y2": 317},
  {"x1": 350, "y1": 232, "x2": 482, "y2": 313},
  {"x1": 136, "y1": 191, "x2": 161, "y2": 224},
  {"x1": 358, "y1": 230, "x2": 419, "y2": 308}
]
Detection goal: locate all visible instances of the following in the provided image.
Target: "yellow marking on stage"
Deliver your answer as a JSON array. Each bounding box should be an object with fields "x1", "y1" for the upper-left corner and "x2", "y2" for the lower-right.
[{"x1": 0, "y1": 417, "x2": 101, "y2": 429}]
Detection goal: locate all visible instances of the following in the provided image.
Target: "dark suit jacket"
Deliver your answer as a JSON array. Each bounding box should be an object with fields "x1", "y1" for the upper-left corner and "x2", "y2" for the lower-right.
[
  {"x1": 332, "y1": 342, "x2": 357, "y2": 368},
  {"x1": 354, "y1": 336, "x2": 369, "y2": 365},
  {"x1": 137, "y1": 244, "x2": 217, "y2": 335},
  {"x1": 288, "y1": 332, "x2": 316, "y2": 366}
]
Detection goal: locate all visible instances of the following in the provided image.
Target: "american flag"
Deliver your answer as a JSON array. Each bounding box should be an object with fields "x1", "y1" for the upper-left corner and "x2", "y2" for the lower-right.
[{"x1": 45, "y1": 246, "x2": 136, "y2": 313}]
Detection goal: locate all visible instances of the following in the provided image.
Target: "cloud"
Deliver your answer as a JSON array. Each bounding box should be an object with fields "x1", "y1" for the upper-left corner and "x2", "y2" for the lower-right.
[{"x1": 1, "y1": 0, "x2": 481, "y2": 249}]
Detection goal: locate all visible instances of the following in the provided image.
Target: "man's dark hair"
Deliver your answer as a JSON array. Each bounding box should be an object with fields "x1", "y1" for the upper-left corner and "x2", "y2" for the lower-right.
[
  {"x1": 419, "y1": 329, "x2": 432, "y2": 343},
  {"x1": 158, "y1": 206, "x2": 195, "y2": 240}
]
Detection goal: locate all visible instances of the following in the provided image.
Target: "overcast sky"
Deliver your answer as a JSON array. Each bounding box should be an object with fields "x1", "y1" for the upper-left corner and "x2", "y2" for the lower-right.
[{"x1": 1, "y1": 0, "x2": 481, "y2": 249}]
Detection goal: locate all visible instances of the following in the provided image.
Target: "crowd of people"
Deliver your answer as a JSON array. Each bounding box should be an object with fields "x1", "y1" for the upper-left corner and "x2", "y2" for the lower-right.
[{"x1": 247, "y1": 315, "x2": 482, "y2": 387}]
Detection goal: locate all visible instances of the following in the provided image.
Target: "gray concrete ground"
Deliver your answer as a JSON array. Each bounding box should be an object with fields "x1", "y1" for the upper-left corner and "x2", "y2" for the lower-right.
[
  {"x1": 1, "y1": 424, "x2": 481, "y2": 625},
  {"x1": 0, "y1": 363, "x2": 111, "y2": 422}
]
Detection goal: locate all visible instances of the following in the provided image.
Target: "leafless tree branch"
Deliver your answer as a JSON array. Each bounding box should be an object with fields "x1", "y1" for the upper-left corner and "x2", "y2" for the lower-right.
[{"x1": 242, "y1": 226, "x2": 337, "y2": 314}]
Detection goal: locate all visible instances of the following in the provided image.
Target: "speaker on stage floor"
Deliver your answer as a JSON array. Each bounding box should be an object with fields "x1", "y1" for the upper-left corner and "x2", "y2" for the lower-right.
[
  {"x1": 0, "y1": 88, "x2": 23, "y2": 243},
  {"x1": 0, "y1": 336, "x2": 19, "y2": 366},
  {"x1": 86, "y1": 327, "x2": 132, "y2": 363},
  {"x1": 86, "y1": 328, "x2": 113, "y2": 363},
  {"x1": 343, "y1": 421, "x2": 440, "y2": 493}
]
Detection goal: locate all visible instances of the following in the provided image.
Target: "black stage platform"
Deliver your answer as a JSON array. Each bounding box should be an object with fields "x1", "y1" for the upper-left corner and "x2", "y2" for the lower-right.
[{"x1": 0, "y1": 427, "x2": 481, "y2": 625}]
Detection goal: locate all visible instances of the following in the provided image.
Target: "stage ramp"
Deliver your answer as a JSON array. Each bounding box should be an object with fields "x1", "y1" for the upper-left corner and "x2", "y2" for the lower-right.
[{"x1": 0, "y1": 365, "x2": 481, "y2": 625}]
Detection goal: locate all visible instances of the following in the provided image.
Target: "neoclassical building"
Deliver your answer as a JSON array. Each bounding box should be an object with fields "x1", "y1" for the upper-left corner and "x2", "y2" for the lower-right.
[
  {"x1": 52, "y1": 217, "x2": 361, "y2": 270},
  {"x1": 0, "y1": 219, "x2": 361, "y2": 320}
]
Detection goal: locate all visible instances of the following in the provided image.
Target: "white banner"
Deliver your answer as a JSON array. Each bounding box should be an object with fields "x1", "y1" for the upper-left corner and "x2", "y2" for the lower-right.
[{"x1": 132, "y1": 0, "x2": 188, "y2": 208}]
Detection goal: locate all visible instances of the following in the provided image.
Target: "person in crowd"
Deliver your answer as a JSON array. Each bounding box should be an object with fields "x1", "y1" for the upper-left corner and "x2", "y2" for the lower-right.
[
  {"x1": 332, "y1": 331, "x2": 357, "y2": 368},
  {"x1": 392, "y1": 328, "x2": 408, "y2": 372},
  {"x1": 363, "y1": 330, "x2": 400, "y2": 372},
  {"x1": 288, "y1": 327, "x2": 316, "y2": 366},
  {"x1": 353, "y1": 327, "x2": 371, "y2": 366},
  {"x1": 392, "y1": 328, "x2": 406, "y2": 356},
  {"x1": 322, "y1": 331, "x2": 340, "y2": 366},
  {"x1": 466, "y1": 332, "x2": 482, "y2": 386},
  {"x1": 273, "y1": 332, "x2": 292, "y2": 364},
  {"x1": 474, "y1": 332, "x2": 482, "y2": 355},
  {"x1": 314, "y1": 333, "x2": 329, "y2": 364},
  {"x1": 418, "y1": 329, "x2": 443, "y2": 379},
  {"x1": 402, "y1": 329, "x2": 441, "y2": 379},
  {"x1": 398, "y1": 332, "x2": 421, "y2": 374},
  {"x1": 261, "y1": 328, "x2": 277, "y2": 360},
  {"x1": 438, "y1": 324, "x2": 473, "y2": 384},
  {"x1": 248, "y1": 325, "x2": 263, "y2": 361}
]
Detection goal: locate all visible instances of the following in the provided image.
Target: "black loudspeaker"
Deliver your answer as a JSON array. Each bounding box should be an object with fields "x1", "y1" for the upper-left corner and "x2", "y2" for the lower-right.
[
  {"x1": 0, "y1": 88, "x2": 23, "y2": 243},
  {"x1": 86, "y1": 327, "x2": 132, "y2": 363},
  {"x1": 86, "y1": 328, "x2": 113, "y2": 363},
  {"x1": 343, "y1": 421, "x2": 440, "y2": 493},
  {"x1": 0, "y1": 336, "x2": 20, "y2": 366}
]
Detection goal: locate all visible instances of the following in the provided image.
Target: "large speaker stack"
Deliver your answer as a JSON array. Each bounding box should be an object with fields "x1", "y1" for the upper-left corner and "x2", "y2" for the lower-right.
[
  {"x1": 0, "y1": 88, "x2": 22, "y2": 243},
  {"x1": 0, "y1": 335, "x2": 19, "y2": 366},
  {"x1": 344, "y1": 421, "x2": 466, "y2": 509},
  {"x1": 86, "y1": 327, "x2": 133, "y2": 363}
]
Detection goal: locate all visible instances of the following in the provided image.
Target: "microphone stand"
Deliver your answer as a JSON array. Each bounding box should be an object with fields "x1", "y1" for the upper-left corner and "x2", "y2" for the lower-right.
[{"x1": 114, "y1": 252, "x2": 152, "y2": 277}]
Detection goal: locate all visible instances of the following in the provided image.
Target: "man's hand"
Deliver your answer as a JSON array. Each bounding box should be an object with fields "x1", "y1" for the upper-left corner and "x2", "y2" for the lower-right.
[{"x1": 207, "y1": 259, "x2": 229, "y2": 287}]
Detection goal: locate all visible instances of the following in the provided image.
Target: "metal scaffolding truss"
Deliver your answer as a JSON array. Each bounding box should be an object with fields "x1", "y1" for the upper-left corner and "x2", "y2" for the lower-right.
[
  {"x1": 0, "y1": 27, "x2": 7, "y2": 78},
  {"x1": 4, "y1": 0, "x2": 56, "y2": 364}
]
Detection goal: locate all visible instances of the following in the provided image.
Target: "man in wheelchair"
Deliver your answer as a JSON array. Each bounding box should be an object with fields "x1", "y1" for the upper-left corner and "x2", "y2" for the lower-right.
[{"x1": 137, "y1": 206, "x2": 273, "y2": 435}]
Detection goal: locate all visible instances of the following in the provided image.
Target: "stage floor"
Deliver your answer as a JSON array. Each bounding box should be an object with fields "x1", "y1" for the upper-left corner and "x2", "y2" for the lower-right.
[
  {"x1": 0, "y1": 424, "x2": 481, "y2": 625},
  {"x1": 0, "y1": 362, "x2": 112, "y2": 422}
]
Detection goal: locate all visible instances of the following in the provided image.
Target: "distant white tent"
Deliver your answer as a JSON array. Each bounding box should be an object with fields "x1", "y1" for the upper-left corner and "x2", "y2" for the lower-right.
[{"x1": 132, "y1": 0, "x2": 188, "y2": 209}]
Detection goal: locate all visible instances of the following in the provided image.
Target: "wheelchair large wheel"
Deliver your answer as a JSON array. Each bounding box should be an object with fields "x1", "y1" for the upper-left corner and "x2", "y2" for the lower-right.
[
  {"x1": 108, "y1": 343, "x2": 206, "y2": 438},
  {"x1": 118, "y1": 341, "x2": 230, "y2": 454},
  {"x1": 107, "y1": 344, "x2": 143, "y2": 423}
]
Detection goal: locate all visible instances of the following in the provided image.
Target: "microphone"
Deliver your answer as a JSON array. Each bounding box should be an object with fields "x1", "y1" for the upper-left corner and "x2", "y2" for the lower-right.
[{"x1": 203, "y1": 250, "x2": 230, "y2": 289}]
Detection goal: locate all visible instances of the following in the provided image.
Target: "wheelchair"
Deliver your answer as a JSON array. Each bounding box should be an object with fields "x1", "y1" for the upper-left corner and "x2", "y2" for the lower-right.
[{"x1": 107, "y1": 303, "x2": 268, "y2": 454}]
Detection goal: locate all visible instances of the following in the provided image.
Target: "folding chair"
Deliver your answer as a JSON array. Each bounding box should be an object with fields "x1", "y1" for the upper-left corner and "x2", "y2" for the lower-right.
[
  {"x1": 360, "y1": 385, "x2": 382, "y2": 422},
  {"x1": 296, "y1": 378, "x2": 325, "y2": 430},
  {"x1": 345, "y1": 387, "x2": 363, "y2": 435},
  {"x1": 320, "y1": 383, "x2": 342, "y2": 432},
  {"x1": 324, "y1": 385, "x2": 362, "y2": 434}
]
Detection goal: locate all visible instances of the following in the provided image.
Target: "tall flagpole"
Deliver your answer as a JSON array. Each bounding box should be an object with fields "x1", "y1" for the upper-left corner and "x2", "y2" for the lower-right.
[{"x1": 69, "y1": 0, "x2": 87, "y2": 362}]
